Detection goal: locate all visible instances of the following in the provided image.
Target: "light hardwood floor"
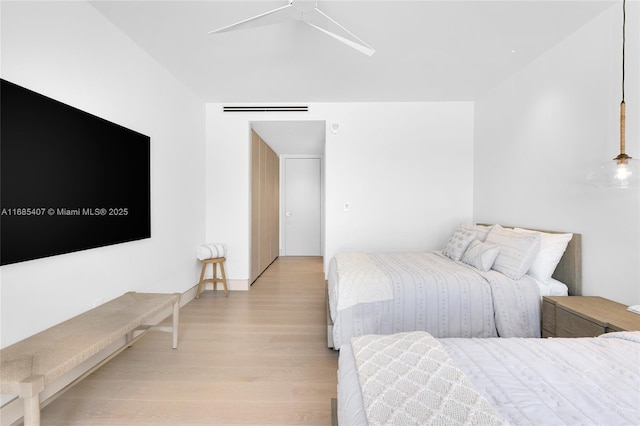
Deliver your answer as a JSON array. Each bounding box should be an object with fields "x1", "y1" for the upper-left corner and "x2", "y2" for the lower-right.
[{"x1": 40, "y1": 256, "x2": 338, "y2": 425}]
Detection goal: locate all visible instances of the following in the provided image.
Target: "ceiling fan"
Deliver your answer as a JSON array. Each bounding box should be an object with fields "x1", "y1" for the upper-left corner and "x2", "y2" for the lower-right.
[{"x1": 208, "y1": 0, "x2": 375, "y2": 56}]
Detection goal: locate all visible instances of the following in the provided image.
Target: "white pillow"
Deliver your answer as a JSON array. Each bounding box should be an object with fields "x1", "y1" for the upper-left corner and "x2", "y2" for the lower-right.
[
  {"x1": 485, "y1": 225, "x2": 541, "y2": 279},
  {"x1": 460, "y1": 224, "x2": 494, "y2": 242},
  {"x1": 461, "y1": 239, "x2": 500, "y2": 271},
  {"x1": 514, "y1": 228, "x2": 573, "y2": 282},
  {"x1": 442, "y1": 227, "x2": 477, "y2": 261}
]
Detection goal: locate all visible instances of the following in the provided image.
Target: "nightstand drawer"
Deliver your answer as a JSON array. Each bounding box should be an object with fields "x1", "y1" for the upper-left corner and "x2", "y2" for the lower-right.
[
  {"x1": 556, "y1": 307, "x2": 605, "y2": 337},
  {"x1": 542, "y1": 296, "x2": 640, "y2": 338},
  {"x1": 542, "y1": 299, "x2": 556, "y2": 337}
]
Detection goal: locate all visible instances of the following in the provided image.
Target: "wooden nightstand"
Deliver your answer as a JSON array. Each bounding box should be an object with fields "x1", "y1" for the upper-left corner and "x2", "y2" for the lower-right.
[{"x1": 542, "y1": 296, "x2": 640, "y2": 338}]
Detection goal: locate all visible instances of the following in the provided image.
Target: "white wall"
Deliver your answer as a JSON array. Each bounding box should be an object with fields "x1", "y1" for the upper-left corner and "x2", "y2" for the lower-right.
[
  {"x1": 474, "y1": 3, "x2": 640, "y2": 305},
  {"x1": 206, "y1": 102, "x2": 475, "y2": 283},
  {"x1": 0, "y1": 1, "x2": 206, "y2": 347}
]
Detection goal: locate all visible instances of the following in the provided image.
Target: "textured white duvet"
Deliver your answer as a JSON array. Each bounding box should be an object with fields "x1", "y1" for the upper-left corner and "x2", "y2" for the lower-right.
[{"x1": 338, "y1": 332, "x2": 640, "y2": 425}]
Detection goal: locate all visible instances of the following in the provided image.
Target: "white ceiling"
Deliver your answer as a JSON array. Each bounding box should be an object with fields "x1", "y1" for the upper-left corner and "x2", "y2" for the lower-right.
[
  {"x1": 90, "y1": 0, "x2": 615, "y2": 103},
  {"x1": 251, "y1": 120, "x2": 326, "y2": 155},
  {"x1": 89, "y1": 0, "x2": 616, "y2": 153}
]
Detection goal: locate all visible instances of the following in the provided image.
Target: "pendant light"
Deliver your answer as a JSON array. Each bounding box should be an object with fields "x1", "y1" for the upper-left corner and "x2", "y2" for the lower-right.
[{"x1": 588, "y1": 0, "x2": 639, "y2": 188}]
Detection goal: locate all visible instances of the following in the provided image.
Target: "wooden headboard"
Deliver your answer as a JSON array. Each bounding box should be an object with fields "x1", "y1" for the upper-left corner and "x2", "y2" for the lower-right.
[{"x1": 478, "y1": 224, "x2": 582, "y2": 296}]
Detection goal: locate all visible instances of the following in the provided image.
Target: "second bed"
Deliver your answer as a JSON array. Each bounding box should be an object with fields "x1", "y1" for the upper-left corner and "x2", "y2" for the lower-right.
[{"x1": 327, "y1": 224, "x2": 581, "y2": 348}]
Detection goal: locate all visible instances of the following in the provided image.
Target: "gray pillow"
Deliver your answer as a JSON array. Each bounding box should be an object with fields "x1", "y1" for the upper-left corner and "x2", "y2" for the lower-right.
[{"x1": 443, "y1": 227, "x2": 477, "y2": 261}]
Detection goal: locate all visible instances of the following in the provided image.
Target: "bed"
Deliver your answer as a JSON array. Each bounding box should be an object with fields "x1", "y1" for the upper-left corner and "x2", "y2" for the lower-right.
[
  {"x1": 336, "y1": 331, "x2": 640, "y2": 425},
  {"x1": 326, "y1": 224, "x2": 582, "y2": 348}
]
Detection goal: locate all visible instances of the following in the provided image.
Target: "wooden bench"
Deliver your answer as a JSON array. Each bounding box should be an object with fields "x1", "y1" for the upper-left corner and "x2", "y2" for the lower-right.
[{"x1": 0, "y1": 292, "x2": 180, "y2": 426}]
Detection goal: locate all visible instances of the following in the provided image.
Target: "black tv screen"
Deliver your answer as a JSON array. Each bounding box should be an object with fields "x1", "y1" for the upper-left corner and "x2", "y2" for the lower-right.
[{"x1": 1, "y1": 79, "x2": 151, "y2": 266}]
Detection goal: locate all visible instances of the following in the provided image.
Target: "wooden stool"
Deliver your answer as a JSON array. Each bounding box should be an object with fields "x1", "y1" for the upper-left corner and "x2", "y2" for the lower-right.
[{"x1": 196, "y1": 257, "x2": 229, "y2": 298}]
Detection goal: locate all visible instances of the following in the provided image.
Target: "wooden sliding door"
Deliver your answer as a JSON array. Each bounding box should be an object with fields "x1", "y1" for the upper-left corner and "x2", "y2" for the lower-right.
[{"x1": 250, "y1": 130, "x2": 280, "y2": 283}]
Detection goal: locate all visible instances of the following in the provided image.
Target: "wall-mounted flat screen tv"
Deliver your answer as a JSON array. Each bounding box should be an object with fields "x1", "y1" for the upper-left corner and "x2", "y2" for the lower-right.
[{"x1": 1, "y1": 79, "x2": 151, "y2": 266}]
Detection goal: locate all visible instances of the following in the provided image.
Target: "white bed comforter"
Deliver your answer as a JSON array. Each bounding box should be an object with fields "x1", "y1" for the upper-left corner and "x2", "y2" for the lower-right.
[
  {"x1": 339, "y1": 331, "x2": 640, "y2": 426},
  {"x1": 329, "y1": 252, "x2": 541, "y2": 348}
]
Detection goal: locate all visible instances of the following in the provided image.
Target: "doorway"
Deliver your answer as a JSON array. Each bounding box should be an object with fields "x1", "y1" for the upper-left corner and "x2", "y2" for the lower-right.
[
  {"x1": 250, "y1": 120, "x2": 325, "y2": 262},
  {"x1": 284, "y1": 157, "x2": 322, "y2": 256}
]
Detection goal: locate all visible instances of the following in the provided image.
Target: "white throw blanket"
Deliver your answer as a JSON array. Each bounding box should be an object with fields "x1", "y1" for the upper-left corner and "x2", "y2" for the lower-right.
[
  {"x1": 196, "y1": 243, "x2": 226, "y2": 260},
  {"x1": 334, "y1": 253, "x2": 393, "y2": 311},
  {"x1": 351, "y1": 331, "x2": 507, "y2": 425}
]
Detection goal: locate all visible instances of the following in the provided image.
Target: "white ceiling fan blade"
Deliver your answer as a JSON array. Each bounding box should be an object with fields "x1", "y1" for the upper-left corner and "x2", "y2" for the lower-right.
[
  {"x1": 306, "y1": 23, "x2": 376, "y2": 57},
  {"x1": 208, "y1": 2, "x2": 297, "y2": 34},
  {"x1": 208, "y1": 0, "x2": 375, "y2": 57},
  {"x1": 304, "y1": 6, "x2": 375, "y2": 56}
]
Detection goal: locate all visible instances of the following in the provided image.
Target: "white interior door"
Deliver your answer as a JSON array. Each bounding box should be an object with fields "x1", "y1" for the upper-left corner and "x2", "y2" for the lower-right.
[{"x1": 284, "y1": 158, "x2": 321, "y2": 256}]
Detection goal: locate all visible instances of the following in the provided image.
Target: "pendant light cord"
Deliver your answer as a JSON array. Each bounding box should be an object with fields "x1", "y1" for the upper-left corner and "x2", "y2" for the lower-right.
[
  {"x1": 622, "y1": 0, "x2": 625, "y2": 102},
  {"x1": 618, "y1": 0, "x2": 627, "y2": 159}
]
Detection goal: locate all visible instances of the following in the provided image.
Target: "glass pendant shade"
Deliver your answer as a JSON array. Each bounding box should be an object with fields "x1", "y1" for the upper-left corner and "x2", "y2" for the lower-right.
[{"x1": 588, "y1": 156, "x2": 640, "y2": 188}]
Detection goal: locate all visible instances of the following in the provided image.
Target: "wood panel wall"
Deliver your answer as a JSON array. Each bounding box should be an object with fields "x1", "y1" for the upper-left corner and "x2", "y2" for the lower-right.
[{"x1": 251, "y1": 130, "x2": 280, "y2": 283}]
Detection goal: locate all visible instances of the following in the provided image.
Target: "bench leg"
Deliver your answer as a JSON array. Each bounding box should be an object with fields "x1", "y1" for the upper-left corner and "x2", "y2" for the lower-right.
[
  {"x1": 196, "y1": 262, "x2": 207, "y2": 298},
  {"x1": 20, "y1": 375, "x2": 45, "y2": 426},
  {"x1": 172, "y1": 297, "x2": 179, "y2": 349},
  {"x1": 23, "y1": 394, "x2": 41, "y2": 426},
  {"x1": 126, "y1": 330, "x2": 134, "y2": 347},
  {"x1": 144, "y1": 295, "x2": 180, "y2": 348},
  {"x1": 219, "y1": 261, "x2": 229, "y2": 297}
]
